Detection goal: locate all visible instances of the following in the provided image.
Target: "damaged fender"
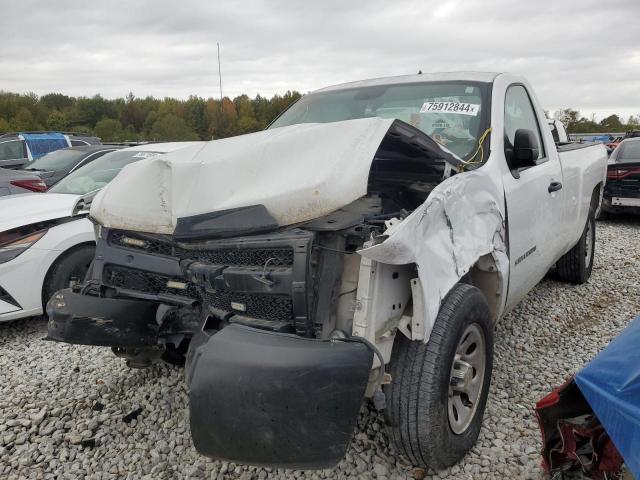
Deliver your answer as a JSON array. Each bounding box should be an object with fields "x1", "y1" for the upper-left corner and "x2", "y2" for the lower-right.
[{"x1": 358, "y1": 169, "x2": 508, "y2": 342}]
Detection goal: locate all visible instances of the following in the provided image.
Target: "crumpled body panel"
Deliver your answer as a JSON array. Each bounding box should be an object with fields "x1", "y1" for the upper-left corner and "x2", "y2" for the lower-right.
[
  {"x1": 358, "y1": 170, "x2": 508, "y2": 341},
  {"x1": 90, "y1": 118, "x2": 397, "y2": 234}
]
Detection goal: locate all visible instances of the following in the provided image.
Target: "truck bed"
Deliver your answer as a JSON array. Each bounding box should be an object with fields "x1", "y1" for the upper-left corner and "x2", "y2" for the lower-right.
[{"x1": 556, "y1": 141, "x2": 600, "y2": 153}]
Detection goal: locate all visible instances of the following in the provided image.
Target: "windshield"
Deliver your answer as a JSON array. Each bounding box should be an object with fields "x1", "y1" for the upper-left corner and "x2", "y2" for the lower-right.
[
  {"x1": 49, "y1": 150, "x2": 162, "y2": 195},
  {"x1": 25, "y1": 148, "x2": 85, "y2": 171},
  {"x1": 269, "y1": 81, "x2": 491, "y2": 160},
  {"x1": 617, "y1": 141, "x2": 640, "y2": 162}
]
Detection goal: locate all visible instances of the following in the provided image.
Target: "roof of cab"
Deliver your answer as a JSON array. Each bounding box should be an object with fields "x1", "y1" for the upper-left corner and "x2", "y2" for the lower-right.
[{"x1": 314, "y1": 71, "x2": 501, "y2": 93}]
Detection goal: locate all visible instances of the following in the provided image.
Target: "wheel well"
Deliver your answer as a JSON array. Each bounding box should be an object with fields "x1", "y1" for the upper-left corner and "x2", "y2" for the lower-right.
[
  {"x1": 41, "y1": 241, "x2": 95, "y2": 308},
  {"x1": 463, "y1": 254, "x2": 503, "y2": 323},
  {"x1": 590, "y1": 182, "x2": 603, "y2": 212}
]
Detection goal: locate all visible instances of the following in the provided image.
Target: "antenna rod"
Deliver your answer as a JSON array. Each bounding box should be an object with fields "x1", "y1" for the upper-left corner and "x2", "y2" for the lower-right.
[{"x1": 217, "y1": 42, "x2": 223, "y2": 103}]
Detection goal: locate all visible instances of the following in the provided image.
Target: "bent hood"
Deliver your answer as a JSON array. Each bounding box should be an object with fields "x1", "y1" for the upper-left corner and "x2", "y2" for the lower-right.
[
  {"x1": 0, "y1": 192, "x2": 81, "y2": 232},
  {"x1": 90, "y1": 118, "x2": 460, "y2": 237}
]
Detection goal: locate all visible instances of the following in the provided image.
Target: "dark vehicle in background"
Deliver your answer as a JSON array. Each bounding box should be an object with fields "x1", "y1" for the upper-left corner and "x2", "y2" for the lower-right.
[
  {"x1": 601, "y1": 137, "x2": 640, "y2": 216},
  {"x1": 605, "y1": 131, "x2": 640, "y2": 156},
  {"x1": 0, "y1": 168, "x2": 47, "y2": 196},
  {"x1": 0, "y1": 132, "x2": 101, "y2": 169},
  {"x1": 17, "y1": 145, "x2": 123, "y2": 187}
]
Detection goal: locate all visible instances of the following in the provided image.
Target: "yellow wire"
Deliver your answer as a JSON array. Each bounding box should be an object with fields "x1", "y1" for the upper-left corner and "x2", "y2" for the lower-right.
[{"x1": 460, "y1": 127, "x2": 492, "y2": 170}]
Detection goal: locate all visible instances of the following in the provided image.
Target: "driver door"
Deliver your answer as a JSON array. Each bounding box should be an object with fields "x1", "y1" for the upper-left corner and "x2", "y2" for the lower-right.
[{"x1": 502, "y1": 85, "x2": 563, "y2": 310}]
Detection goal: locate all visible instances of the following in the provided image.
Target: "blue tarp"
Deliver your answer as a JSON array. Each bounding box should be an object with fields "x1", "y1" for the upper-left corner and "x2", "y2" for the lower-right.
[
  {"x1": 575, "y1": 315, "x2": 640, "y2": 477},
  {"x1": 21, "y1": 132, "x2": 69, "y2": 159},
  {"x1": 580, "y1": 135, "x2": 612, "y2": 143}
]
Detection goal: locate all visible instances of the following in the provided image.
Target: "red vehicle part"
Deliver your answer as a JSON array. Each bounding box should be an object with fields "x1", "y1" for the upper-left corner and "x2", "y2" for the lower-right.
[
  {"x1": 535, "y1": 378, "x2": 623, "y2": 479},
  {"x1": 9, "y1": 179, "x2": 48, "y2": 192}
]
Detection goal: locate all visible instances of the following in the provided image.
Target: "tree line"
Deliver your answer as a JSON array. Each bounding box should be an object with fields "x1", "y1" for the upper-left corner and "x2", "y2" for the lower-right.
[
  {"x1": 552, "y1": 108, "x2": 640, "y2": 134},
  {"x1": 0, "y1": 91, "x2": 302, "y2": 142},
  {"x1": 1, "y1": 90, "x2": 638, "y2": 141}
]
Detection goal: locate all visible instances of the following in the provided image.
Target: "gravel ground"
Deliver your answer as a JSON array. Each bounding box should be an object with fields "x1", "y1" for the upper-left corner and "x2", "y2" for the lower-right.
[{"x1": 1, "y1": 216, "x2": 639, "y2": 480}]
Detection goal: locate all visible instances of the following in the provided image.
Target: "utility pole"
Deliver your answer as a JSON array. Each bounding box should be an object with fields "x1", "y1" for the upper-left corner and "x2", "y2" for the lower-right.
[{"x1": 217, "y1": 42, "x2": 223, "y2": 103}]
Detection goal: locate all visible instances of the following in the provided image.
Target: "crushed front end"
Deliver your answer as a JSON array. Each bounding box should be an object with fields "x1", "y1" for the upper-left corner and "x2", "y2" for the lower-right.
[
  {"x1": 46, "y1": 201, "x2": 386, "y2": 467},
  {"x1": 46, "y1": 117, "x2": 456, "y2": 467}
]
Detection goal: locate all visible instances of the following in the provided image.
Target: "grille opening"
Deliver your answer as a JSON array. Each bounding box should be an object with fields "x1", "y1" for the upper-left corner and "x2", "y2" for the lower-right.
[
  {"x1": 102, "y1": 265, "x2": 295, "y2": 326},
  {"x1": 109, "y1": 230, "x2": 295, "y2": 267}
]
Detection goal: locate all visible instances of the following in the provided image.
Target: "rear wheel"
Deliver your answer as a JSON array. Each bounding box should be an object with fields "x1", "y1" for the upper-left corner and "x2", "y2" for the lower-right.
[
  {"x1": 385, "y1": 283, "x2": 493, "y2": 470},
  {"x1": 556, "y1": 210, "x2": 595, "y2": 284},
  {"x1": 42, "y1": 245, "x2": 95, "y2": 308}
]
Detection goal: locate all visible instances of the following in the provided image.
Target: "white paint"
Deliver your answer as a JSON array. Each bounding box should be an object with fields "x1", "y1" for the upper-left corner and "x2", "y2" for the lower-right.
[
  {"x1": 0, "y1": 217, "x2": 95, "y2": 322},
  {"x1": 358, "y1": 169, "x2": 509, "y2": 341},
  {"x1": 0, "y1": 193, "x2": 80, "y2": 233},
  {"x1": 90, "y1": 118, "x2": 400, "y2": 234},
  {"x1": 0, "y1": 142, "x2": 200, "y2": 322},
  {"x1": 358, "y1": 73, "x2": 607, "y2": 342}
]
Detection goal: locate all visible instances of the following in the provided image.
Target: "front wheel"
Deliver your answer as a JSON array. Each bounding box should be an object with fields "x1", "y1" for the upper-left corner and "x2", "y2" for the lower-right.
[
  {"x1": 385, "y1": 283, "x2": 493, "y2": 470},
  {"x1": 42, "y1": 245, "x2": 95, "y2": 308}
]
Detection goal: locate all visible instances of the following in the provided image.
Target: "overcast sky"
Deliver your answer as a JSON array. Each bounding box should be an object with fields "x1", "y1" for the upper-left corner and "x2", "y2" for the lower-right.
[{"x1": 1, "y1": 0, "x2": 638, "y2": 120}]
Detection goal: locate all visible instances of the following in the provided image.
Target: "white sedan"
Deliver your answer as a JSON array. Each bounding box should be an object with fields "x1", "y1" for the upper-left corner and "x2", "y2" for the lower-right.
[{"x1": 0, "y1": 142, "x2": 202, "y2": 322}]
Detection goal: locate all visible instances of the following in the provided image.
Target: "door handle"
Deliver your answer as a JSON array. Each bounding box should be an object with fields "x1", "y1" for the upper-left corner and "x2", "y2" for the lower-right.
[{"x1": 548, "y1": 181, "x2": 563, "y2": 193}]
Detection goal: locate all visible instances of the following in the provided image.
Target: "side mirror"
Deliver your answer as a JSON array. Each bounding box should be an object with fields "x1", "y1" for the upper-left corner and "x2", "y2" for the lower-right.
[{"x1": 513, "y1": 129, "x2": 539, "y2": 168}]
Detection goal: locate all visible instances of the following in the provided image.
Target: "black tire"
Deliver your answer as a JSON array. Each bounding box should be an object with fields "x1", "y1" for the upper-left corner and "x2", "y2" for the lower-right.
[
  {"x1": 161, "y1": 339, "x2": 190, "y2": 367},
  {"x1": 385, "y1": 283, "x2": 493, "y2": 470},
  {"x1": 595, "y1": 208, "x2": 608, "y2": 221},
  {"x1": 42, "y1": 245, "x2": 95, "y2": 308},
  {"x1": 556, "y1": 209, "x2": 595, "y2": 284}
]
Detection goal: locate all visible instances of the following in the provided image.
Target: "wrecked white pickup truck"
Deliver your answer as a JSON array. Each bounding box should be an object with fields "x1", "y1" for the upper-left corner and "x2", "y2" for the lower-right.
[{"x1": 46, "y1": 72, "x2": 607, "y2": 470}]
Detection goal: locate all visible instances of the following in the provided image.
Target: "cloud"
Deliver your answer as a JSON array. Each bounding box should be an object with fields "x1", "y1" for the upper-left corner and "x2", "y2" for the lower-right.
[{"x1": 0, "y1": 0, "x2": 638, "y2": 120}]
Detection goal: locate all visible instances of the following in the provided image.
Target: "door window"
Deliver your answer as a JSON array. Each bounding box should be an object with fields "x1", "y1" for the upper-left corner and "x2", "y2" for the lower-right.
[
  {"x1": 71, "y1": 149, "x2": 115, "y2": 171},
  {"x1": 504, "y1": 85, "x2": 546, "y2": 166},
  {"x1": 0, "y1": 140, "x2": 26, "y2": 160}
]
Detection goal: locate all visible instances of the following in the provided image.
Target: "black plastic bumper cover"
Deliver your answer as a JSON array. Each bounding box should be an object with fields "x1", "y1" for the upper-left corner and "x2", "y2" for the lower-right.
[
  {"x1": 187, "y1": 324, "x2": 373, "y2": 469},
  {"x1": 45, "y1": 288, "x2": 160, "y2": 347}
]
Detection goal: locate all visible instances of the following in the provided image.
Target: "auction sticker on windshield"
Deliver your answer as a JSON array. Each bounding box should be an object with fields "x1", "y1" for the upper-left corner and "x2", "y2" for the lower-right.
[{"x1": 420, "y1": 102, "x2": 480, "y2": 116}]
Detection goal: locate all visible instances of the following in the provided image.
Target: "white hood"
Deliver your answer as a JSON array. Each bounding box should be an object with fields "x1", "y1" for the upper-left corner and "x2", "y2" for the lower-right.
[
  {"x1": 90, "y1": 118, "x2": 425, "y2": 234},
  {"x1": 0, "y1": 193, "x2": 81, "y2": 232}
]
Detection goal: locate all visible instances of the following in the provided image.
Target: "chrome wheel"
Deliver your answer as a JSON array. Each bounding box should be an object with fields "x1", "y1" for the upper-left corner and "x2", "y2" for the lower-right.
[
  {"x1": 448, "y1": 323, "x2": 486, "y2": 434},
  {"x1": 584, "y1": 219, "x2": 593, "y2": 269}
]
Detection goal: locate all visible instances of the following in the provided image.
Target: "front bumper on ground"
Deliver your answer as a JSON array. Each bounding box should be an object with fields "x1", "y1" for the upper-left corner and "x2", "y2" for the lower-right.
[
  {"x1": 45, "y1": 288, "x2": 160, "y2": 347},
  {"x1": 187, "y1": 324, "x2": 373, "y2": 469}
]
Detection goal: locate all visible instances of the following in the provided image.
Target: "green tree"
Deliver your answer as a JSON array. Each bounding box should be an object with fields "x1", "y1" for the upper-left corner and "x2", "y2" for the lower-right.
[
  {"x1": 149, "y1": 114, "x2": 198, "y2": 141},
  {"x1": 120, "y1": 92, "x2": 145, "y2": 133},
  {"x1": 41, "y1": 93, "x2": 73, "y2": 111},
  {"x1": 47, "y1": 110, "x2": 68, "y2": 131},
  {"x1": 184, "y1": 96, "x2": 209, "y2": 140},
  {"x1": 235, "y1": 95, "x2": 260, "y2": 134},
  {"x1": 554, "y1": 108, "x2": 580, "y2": 131},
  {"x1": 94, "y1": 118, "x2": 126, "y2": 142},
  {"x1": 599, "y1": 114, "x2": 623, "y2": 132},
  {"x1": 71, "y1": 95, "x2": 120, "y2": 128},
  {"x1": 0, "y1": 88, "x2": 304, "y2": 140},
  {"x1": 11, "y1": 107, "x2": 42, "y2": 131}
]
